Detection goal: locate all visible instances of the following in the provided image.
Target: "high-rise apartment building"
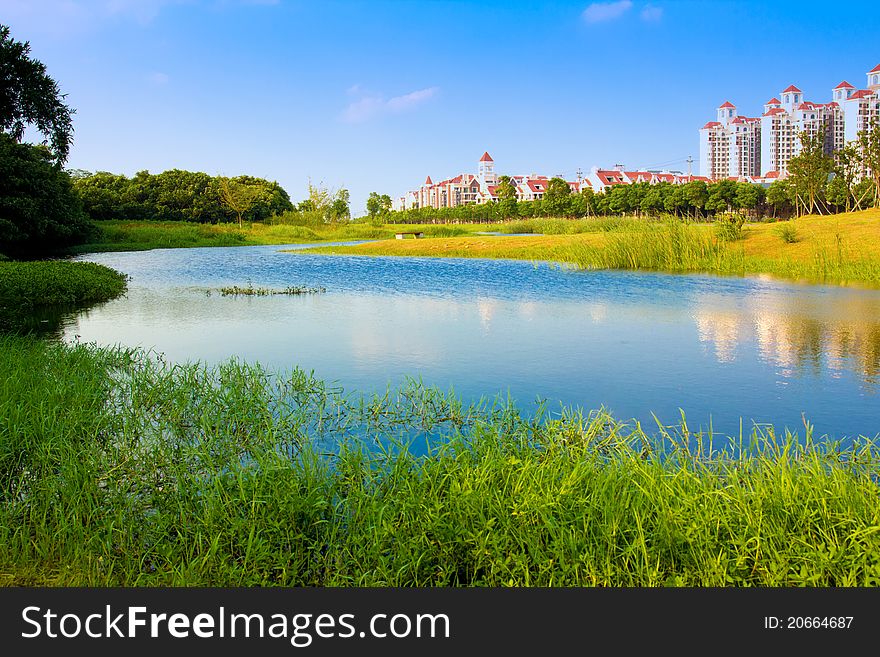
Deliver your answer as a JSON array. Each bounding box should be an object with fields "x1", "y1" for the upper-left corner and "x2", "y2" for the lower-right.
[{"x1": 700, "y1": 63, "x2": 879, "y2": 179}]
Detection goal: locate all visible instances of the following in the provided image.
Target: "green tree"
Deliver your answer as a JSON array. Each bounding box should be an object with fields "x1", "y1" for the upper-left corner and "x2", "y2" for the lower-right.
[
  {"x1": 366, "y1": 191, "x2": 392, "y2": 219},
  {"x1": 735, "y1": 182, "x2": 765, "y2": 218},
  {"x1": 705, "y1": 179, "x2": 737, "y2": 215},
  {"x1": 682, "y1": 181, "x2": 708, "y2": 219},
  {"x1": 218, "y1": 176, "x2": 262, "y2": 228},
  {"x1": 766, "y1": 180, "x2": 793, "y2": 218},
  {"x1": 495, "y1": 175, "x2": 518, "y2": 219},
  {"x1": 329, "y1": 188, "x2": 350, "y2": 221},
  {"x1": 787, "y1": 131, "x2": 833, "y2": 216},
  {"x1": 0, "y1": 133, "x2": 93, "y2": 252},
  {"x1": 831, "y1": 142, "x2": 862, "y2": 212},
  {"x1": 543, "y1": 177, "x2": 571, "y2": 217},
  {"x1": 1, "y1": 24, "x2": 74, "y2": 163},
  {"x1": 856, "y1": 124, "x2": 880, "y2": 208}
]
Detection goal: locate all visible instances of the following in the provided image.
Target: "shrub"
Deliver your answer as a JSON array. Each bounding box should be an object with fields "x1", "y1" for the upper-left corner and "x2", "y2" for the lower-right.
[{"x1": 775, "y1": 223, "x2": 799, "y2": 244}]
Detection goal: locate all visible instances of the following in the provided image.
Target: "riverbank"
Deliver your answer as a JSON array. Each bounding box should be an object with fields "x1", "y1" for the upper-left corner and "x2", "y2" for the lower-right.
[
  {"x1": 0, "y1": 261, "x2": 128, "y2": 332},
  {"x1": 1, "y1": 336, "x2": 878, "y2": 587},
  {"x1": 298, "y1": 210, "x2": 880, "y2": 287},
  {"x1": 67, "y1": 220, "x2": 486, "y2": 253}
]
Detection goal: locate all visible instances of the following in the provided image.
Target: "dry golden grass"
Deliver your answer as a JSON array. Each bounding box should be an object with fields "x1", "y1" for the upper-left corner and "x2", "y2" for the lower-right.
[{"x1": 296, "y1": 210, "x2": 880, "y2": 286}]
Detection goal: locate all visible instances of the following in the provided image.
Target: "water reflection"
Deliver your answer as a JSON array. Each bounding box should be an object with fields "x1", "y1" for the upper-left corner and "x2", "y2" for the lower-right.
[
  {"x1": 64, "y1": 246, "x2": 880, "y2": 438},
  {"x1": 694, "y1": 290, "x2": 880, "y2": 386}
]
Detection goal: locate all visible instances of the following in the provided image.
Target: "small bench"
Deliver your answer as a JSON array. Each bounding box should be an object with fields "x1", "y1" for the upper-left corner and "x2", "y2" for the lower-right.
[{"x1": 395, "y1": 232, "x2": 424, "y2": 239}]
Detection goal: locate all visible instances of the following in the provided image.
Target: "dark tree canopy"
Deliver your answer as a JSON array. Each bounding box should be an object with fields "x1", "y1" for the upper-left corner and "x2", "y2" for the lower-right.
[
  {"x1": 0, "y1": 133, "x2": 93, "y2": 252},
  {"x1": 73, "y1": 169, "x2": 294, "y2": 223},
  {"x1": 0, "y1": 24, "x2": 74, "y2": 163}
]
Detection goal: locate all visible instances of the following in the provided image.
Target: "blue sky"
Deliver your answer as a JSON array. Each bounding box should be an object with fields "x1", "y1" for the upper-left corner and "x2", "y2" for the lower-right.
[{"x1": 3, "y1": 0, "x2": 878, "y2": 215}]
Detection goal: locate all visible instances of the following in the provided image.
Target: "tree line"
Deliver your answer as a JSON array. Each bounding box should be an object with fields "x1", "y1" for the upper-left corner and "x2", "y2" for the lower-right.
[
  {"x1": 379, "y1": 127, "x2": 880, "y2": 224},
  {"x1": 71, "y1": 170, "x2": 294, "y2": 224}
]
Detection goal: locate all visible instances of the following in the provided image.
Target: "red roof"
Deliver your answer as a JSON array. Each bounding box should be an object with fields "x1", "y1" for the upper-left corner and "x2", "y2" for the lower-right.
[
  {"x1": 870, "y1": 63, "x2": 880, "y2": 73},
  {"x1": 718, "y1": 101, "x2": 736, "y2": 109},
  {"x1": 763, "y1": 171, "x2": 780, "y2": 179},
  {"x1": 526, "y1": 180, "x2": 545, "y2": 193},
  {"x1": 479, "y1": 151, "x2": 493, "y2": 162},
  {"x1": 765, "y1": 98, "x2": 781, "y2": 105},
  {"x1": 763, "y1": 108, "x2": 786, "y2": 116},
  {"x1": 781, "y1": 85, "x2": 802, "y2": 93},
  {"x1": 834, "y1": 81, "x2": 855, "y2": 90},
  {"x1": 849, "y1": 89, "x2": 875, "y2": 100},
  {"x1": 424, "y1": 176, "x2": 432, "y2": 185},
  {"x1": 701, "y1": 121, "x2": 721, "y2": 129},
  {"x1": 797, "y1": 102, "x2": 816, "y2": 110},
  {"x1": 594, "y1": 170, "x2": 627, "y2": 186}
]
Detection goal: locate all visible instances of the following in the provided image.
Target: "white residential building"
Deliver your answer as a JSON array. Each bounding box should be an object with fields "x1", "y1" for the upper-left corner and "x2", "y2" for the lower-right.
[
  {"x1": 393, "y1": 152, "x2": 591, "y2": 210},
  {"x1": 701, "y1": 62, "x2": 879, "y2": 179}
]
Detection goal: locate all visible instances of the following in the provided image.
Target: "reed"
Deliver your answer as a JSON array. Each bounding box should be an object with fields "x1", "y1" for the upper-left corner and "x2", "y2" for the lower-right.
[
  {"x1": 218, "y1": 284, "x2": 326, "y2": 296},
  {"x1": 1, "y1": 336, "x2": 878, "y2": 587}
]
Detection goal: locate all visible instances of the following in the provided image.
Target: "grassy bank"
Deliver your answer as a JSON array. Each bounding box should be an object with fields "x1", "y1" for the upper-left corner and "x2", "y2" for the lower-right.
[
  {"x1": 1, "y1": 336, "x2": 878, "y2": 587},
  {"x1": 69, "y1": 220, "x2": 485, "y2": 253},
  {"x1": 0, "y1": 261, "x2": 127, "y2": 309},
  {"x1": 0, "y1": 261, "x2": 128, "y2": 332},
  {"x1": 300, "y1": 210, "x2": 880, "y2": 287}
]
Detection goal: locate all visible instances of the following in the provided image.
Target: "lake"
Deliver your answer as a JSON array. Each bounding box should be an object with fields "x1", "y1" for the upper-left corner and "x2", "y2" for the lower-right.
[{"x1": 67, "y1": 243, "x2": 880, "y2": 440}]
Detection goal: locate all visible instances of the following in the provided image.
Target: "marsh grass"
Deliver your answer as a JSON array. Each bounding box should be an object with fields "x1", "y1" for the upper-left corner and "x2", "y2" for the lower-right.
[
  {"x1": 69, "y1": 220, "x2": 481, "y2": 253},
  {"x1": 1, "y1": 336, "x2": 878, "y2": 586},
  {"x1": 218, "y1": 284, "x2": 326, "y2": 296},
  {"x1": 0, "y1": 261, "x2": 128, "y2": 333},
  {"x1": 559, "y1": 220, "x2": 742, "y2": 274},
  {"x1": 775, "y1": 223, "x2": 799, "y2": 244},
  {"x1": 499, "y1": 217, "x2": 649, "y2": 235}
]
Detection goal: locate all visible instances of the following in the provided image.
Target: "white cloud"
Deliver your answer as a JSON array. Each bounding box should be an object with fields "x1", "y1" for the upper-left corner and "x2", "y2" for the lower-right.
[
  {"x1": 147, "y1": 71, "x2": 170, "y2": 84},
  {"x1": 341, "y1": 86, "x2": 439, "y2": 123},
  {"x1": 1, "y1": 1, "x2": 277, "y2": 36},
  {"x1": 105, "y1": 0, "x2": 172, "y2": 25},
  {"x1": 640, "y1": 4, "x2": 663, "y2": 21},
  {"x1": 582, "y1": 0, "x2": 632, "y2": 23}
]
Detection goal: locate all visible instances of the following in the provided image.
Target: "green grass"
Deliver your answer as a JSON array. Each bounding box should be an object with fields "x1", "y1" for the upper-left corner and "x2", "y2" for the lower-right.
[
  {"x1": 1, "y1": 336, "x2": 878, "y2": 587},
  {"x1": 0, "y1": 260, "x2": 127, "y2": 310},
  {"x1": 499, "y1": 216, "x2": 651, "y2": 235},
  {"x1": 218, "y1": 284, "x2": 326, "y2": 296},
  {"x1": 69, "y1": 220, "x2": 480, "y2": 253},
  {"x1": 302, "y1": 212, "x2": 880, "y2": 287},
  {"x1": 775, "y1": 222, "x2": 800, "y2": 244}
]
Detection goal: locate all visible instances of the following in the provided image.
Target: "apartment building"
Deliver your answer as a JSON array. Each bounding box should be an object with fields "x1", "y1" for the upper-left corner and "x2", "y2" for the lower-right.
[
  {"x1": 701, "y1": 62, "x2": 879, "y2": 179},
  {"x1": 393, "y1": 152, "x2": 590, "y2": 210}
]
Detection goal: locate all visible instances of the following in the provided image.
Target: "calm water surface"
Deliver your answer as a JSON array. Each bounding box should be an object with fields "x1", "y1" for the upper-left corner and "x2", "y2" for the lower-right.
[{"x1": 68, "y1": 243, "x2": 880, "y2": 440}]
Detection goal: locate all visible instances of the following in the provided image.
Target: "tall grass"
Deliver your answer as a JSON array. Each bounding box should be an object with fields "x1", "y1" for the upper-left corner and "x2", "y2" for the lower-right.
[
  {"x1": 499, "y1": 216, "x2": 650, "y2": 235},
  {"x1": 0, "y1": 261, "x2": 127, "y2": 310},
  {"x1": 71, "y1": 220, "x2": 478, "y2": 253},
  {"x1": 559, "y1": 220, "x2": 743, "y2": 274},
  {"x1": 1, "y1": 336, "x2": 878, "y2": 586}
]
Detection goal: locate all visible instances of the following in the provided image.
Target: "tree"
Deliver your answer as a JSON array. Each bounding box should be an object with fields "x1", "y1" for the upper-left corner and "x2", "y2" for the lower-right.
[
  {"x1": 787, "y1": 130, "x2": 833, "y2": 216},
  {"x1": 831, "y1": 142, "x2": 862, "y2": 212},
  {"x1": 495, "y1": 175, "x2": 518, "y2": 219},
  {"x1": 218, "y1": 176, "x2": 262, "y2": 228},
  {"x1": 856, "y1": 124, "x2": 880, "y2": 208},
  {"x1": 1, "y1": 24, "x2": 74, "y2": 163},
  {"x1": 542, "y1": 177, "x2": 571, "y2": 217},
  {"x1": 329, "y1": 188, "x2": 350, "y2": 221},
  {"x1": 682, "y1": 181, "x2": 708, "y2": 219},
  {"x1": 735, "y1": 182, "x2": 765, "y2": 218},
  {"x1": 766, "y1": 180, "x2": 793, "y2": 219},
  {"x1": 0, "y1": 133, "x2": 93, "y2": 252},
  {"x1": 366, "y1": 191, "x2": 392, "y2": 219}
]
